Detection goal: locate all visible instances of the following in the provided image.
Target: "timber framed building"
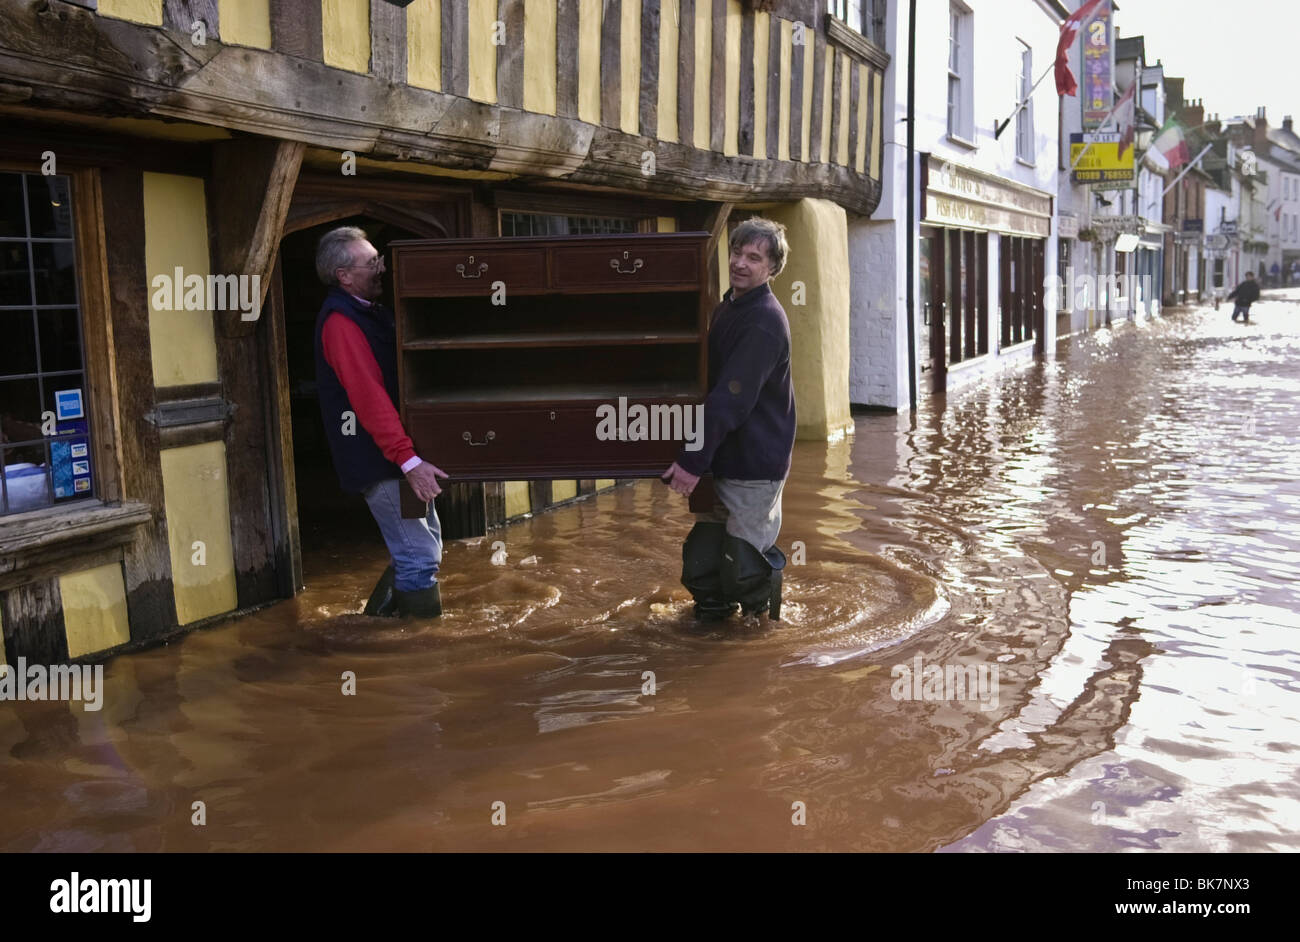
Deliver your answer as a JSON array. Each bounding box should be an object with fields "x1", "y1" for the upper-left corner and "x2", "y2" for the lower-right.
[{"x1": 0, "y1": 0, "x2": 884, "y2": 662}]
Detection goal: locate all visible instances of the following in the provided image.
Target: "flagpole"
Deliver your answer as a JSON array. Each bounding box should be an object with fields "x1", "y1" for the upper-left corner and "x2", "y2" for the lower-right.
[
  {"x1": 1159, "y1": 143, "x2": 1214, "y2": 196},
  {"x1": 995, "y1": 61, "x2": 1056, "y2": 140},
  {"x1": 1068, "y1": 85, "x2": 1135, "y2": 172}
]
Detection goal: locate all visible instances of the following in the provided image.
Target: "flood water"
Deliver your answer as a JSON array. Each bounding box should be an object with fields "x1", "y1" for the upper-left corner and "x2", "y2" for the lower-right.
[{"x1": 3, "y1": 294, "x2": 1299, "y2": 852}]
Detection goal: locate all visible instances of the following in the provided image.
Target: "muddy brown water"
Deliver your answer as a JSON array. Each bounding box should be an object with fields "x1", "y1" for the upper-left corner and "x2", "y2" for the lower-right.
[{"x1": 3, "y1": 297, "x2": 1299, "y2": 852}]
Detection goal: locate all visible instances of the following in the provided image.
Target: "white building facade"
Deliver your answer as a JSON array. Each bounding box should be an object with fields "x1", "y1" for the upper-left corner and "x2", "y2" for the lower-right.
[{"x1": 850, "y1": 0, "x2": 1065, "y2": 409}]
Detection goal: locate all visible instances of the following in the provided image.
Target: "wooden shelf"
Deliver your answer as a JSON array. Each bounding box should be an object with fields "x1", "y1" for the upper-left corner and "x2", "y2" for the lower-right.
[
  {"x1": 406, "y1": 381, "x2": 700, "y2": 406},
  {"x1": 403, "y1": 329, "x2": 700, "y2": 351}
]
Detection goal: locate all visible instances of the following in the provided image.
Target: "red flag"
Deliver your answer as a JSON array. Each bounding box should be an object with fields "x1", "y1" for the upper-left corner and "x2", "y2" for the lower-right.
[{"x1": 1056, "y1": 0, "x2": 1107, "y2": 97}]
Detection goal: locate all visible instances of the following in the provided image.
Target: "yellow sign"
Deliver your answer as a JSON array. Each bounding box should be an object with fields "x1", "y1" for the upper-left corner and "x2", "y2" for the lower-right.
[{"x1": 1070, "y1": 133, "x2": 1135, "y2": 187}]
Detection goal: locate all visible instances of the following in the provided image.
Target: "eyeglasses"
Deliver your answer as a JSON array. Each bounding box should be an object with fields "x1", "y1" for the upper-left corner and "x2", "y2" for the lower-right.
[{"x1": 343, "y1": 255, "x2": 386, "y2": 273}]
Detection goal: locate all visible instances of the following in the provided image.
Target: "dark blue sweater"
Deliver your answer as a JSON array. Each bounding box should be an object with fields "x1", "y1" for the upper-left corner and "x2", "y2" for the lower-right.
[{"x1": 676, "y1": 282, "x2": 796, "y2": 480}]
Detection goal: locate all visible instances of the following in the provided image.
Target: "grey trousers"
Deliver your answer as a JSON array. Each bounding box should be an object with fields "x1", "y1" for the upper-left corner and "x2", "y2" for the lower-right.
[{"x1": 694, "y1": 477, "x2": 785, "y2": 558}]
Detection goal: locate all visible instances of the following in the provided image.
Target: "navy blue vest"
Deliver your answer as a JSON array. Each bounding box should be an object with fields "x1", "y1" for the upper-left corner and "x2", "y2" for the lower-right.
[{"x1": 314, "y1": 287, "x2": 403, "y2": 493}]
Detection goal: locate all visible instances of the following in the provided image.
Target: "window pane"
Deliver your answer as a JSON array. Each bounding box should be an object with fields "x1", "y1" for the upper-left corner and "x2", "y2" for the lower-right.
[
  {"x1": 2, "y1": 443, "x2": 51, "y2": 514},
  {"x1": 31, "y1": 241, "x2": 78, "y2": 305},
  {"x1": 0, "y1": 376, "x2": 43, "y2": 442},
  {"x1": 0, "y1": 241, "x2": 33, "y2": 306},
  {"x1": 39, "y1": 308, "x2": 83, "y2": 374},
  {"x1": 26, "y1": 176, "x2": 73, "y2": 239},
  {"x1": 0, "y1": 172, "x2": 26, "y2": 238},
  {"x1": 0, "y1": 310, "x2": 37, "y2": 377}
]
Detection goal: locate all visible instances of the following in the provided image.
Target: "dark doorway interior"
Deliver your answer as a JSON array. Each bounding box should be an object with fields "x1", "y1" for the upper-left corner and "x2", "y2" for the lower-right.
[{"x1": 277, "y1": 217, "x2": 423, "y2": 576}]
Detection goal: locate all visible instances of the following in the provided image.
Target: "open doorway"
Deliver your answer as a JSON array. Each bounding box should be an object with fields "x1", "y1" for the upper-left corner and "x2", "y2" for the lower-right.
[{"x1": 276, "y1": 216, "x2": 431, "y2": 584}]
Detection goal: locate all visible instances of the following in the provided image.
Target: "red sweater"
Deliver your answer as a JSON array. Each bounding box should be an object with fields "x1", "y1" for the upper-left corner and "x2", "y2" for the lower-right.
[{"x1": 320, "y1": 312, "x2": 418, "y2": 469}]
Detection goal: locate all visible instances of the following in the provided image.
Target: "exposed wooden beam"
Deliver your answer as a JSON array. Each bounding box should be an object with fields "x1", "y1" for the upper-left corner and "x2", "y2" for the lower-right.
[{"x1": 210, "y1": 138, "x2": 304, "y2": 338}]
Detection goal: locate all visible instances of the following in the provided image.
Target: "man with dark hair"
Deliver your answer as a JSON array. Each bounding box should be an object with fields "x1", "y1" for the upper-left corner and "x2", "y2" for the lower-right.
[
  {"x1": 662, "y1": 217, "x2": 796, "y2": 622},
  {"x1": 1227, "y1": 270, "x2": 1260, "y2": 323},
  {"x1": 314, "y1": 226, "x2": 448, "y2": 618}
]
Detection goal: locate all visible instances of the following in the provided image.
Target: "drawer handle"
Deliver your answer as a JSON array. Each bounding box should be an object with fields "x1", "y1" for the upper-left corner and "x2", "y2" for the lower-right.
[
  {"x1": 456, "y1": 255, "x2": 489, "y2": 279},
  {"x1": 462, "y1": 430, "x2": 496, "y2": 446},
  {"x1": 609, "y1": 251, "x2": 644, "y2": 275}
]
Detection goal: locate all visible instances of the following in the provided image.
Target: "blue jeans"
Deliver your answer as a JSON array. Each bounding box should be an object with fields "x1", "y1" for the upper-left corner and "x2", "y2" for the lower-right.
[{"x1": 361, "y1": 478, "x2": 442, "y2": 592}]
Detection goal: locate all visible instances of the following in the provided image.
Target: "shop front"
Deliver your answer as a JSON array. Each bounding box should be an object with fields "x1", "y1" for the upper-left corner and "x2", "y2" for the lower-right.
[{"x1": 919, "y1": 156, "x2": 1053, "y2": 394}]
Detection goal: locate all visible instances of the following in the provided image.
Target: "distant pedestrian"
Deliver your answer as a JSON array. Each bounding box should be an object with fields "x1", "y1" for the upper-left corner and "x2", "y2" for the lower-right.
[
  {"x1": 1291, "y1": 261, "x2": 1299, "y2": 286},
  {"x1": 1227, "y1": 271, "x2": 1260, "y2": 323},
  {"x1": 1270, "y1": 262, "x2": 1280, "y2": 287}
]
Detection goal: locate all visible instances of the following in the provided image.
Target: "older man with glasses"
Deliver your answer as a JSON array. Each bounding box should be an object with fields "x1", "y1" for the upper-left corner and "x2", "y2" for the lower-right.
[{"x1": 313, "y1": 226, "x2": 448, "y2": 618}]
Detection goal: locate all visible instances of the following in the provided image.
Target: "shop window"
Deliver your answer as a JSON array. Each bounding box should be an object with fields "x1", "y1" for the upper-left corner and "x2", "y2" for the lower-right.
[
  {"x1": 0, "y1": 171, "x2": 94, "y2": 516},
  {"x1": 1000, "y1": 235, "x2": 1044, "y2": 348},
  {"x1": 934, "y1": 228, "x2": 988, "y2": 367},
  {"x1": 500, "y1": 212, "x2": 639, "y2": 237}
]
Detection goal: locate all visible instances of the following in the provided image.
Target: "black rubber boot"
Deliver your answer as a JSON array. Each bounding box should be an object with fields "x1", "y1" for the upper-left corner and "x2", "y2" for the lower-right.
[
  {"x1": 395, "y1": 582, "x2": 442, "y2": 618},
  {"x1": 721, "y1": 536, "x2": 786, "y2": 620},
  {"x1": 682, "y1": 522, "x2": 737, "y2": 621},
  {"x1": 363, "y1": 565, "x2": 398, "y2": 617}
]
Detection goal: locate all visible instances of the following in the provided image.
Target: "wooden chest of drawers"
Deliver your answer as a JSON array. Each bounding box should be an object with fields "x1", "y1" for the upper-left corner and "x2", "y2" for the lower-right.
[{"x1": 391, "y1": 233, "x2": 711, "y2": 494}]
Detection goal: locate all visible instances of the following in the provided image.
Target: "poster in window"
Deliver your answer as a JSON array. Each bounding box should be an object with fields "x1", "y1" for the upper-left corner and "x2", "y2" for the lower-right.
[{"x1": 51, "y1": 415, "x2": 91, "y2": 500}]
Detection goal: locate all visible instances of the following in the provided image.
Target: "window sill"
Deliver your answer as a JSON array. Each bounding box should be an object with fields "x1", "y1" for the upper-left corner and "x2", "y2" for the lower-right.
[
  {"x1": 824, "y1": 14, "x2": 891, "y2": 71},
  {"x1": 1015, "y1": 156, "x2": 1036, "y2": 169},
  {"x1": 998, "y1": 338, "x2": 1036, "y2": 357},
  {"x1": 0, "y1": 501, "x2": 153, "y2": 585},
  {"x1": 946, "y1": 133, "x2": 978, "y2": 151},
  {"x1": 945, "y1": 353, "x2": 990, "y2": 374}
]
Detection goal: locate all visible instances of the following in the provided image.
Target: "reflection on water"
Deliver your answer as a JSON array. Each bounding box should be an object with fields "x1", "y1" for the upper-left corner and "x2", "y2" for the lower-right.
[{"x1": 3, "y1": 297, "x2": 1300, "y2": 851}]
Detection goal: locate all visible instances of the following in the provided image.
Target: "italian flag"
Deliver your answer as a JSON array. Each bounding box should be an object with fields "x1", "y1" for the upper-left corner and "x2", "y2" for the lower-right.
[{"x1": 1146, "y1": 117, "x2": 1191, "y2": 170}]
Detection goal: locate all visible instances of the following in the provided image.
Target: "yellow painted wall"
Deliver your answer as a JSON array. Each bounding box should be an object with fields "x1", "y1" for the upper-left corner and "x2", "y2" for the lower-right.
[
  {"x1": 657, "y1": 0, "x2": 680, "y2": 142},
  {"x1": 60, "y1": 563, "x2": 131, "y2": 659},
  {"x1": 218, "y1": 0, "x2": 271, "y2": 49},
  {"x1": 505, "y1": 481, "x2": 531, "y2": 518},
  {"x1": 578, "y1": 0, "x2": 601, "y2": 123},
  {"x1": 322, "y1": 0, "x2": 371, "y2": 74},
  {"x1": 855, "y1": 63, "x2": 868, "y2": 172},
  {"x1": 777, "y1": 18, "x2": 792, "y2": 161},
  {"x1": 160, "y1": 442, "x2": 239, "y2": 625},
  {"x1": 143, "y1": 172, "x2": 219, "y2": 387},
  {"x1": 524, "y1": 0, "x2": 558, "y2": 114},
  {"x1": 870, "y1": 71, "x2": 883, "y2": 179},
  {"x1": 656, "y1": 216, "x2": 677, "y2": 232},
  {"x1": 837, "y1": 53, "x2": 851, "y2": 165},
  {"x1": 820, "y1": 50, "x2": 833, "y2": 162},
  {"x1": 692, "y1": 0, "x2": 711, "y2": 149},
  {"x1": 723, "y1": 0, "x2": 741, "y2": 156},
  {"x1": 595, "y1": 479, "x2": 615, "y2": 490},
  {"x1": 98, "y1": 0, "x2": 161, "y2": 26},
  {"x1": 765, "y1": 199, "x2": 851, "y2": 441},
  {"x1": 407, "y1": 0, "x2": 442, "y2": 91},
  {"x1": 551, "y1": 480, "x2": 577, "y2": 502},
  {"x1": 619, "y1": 0, "x2": 641, "y2": 133},
  {"x1": 752, "y1": 12, "x2": 769, "y2": 159},
  {"x1": 467, "y1": 0, "x2": 498, "y2": 103},
  {"x1": 801, "y1": 26, "x2": 814, "y2": 160}
]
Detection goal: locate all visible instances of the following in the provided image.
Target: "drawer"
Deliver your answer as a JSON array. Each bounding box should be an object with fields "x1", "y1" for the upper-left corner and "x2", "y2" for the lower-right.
[
  {"x1": 393, "y1": 246, "x2": 547, "y2": 296},
  {"x1": 406, "y1": 402, "x2": 691, "y2": 480},
  {"x1": 549, "y1": 242, "x2": 704, "y2": 293}
]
